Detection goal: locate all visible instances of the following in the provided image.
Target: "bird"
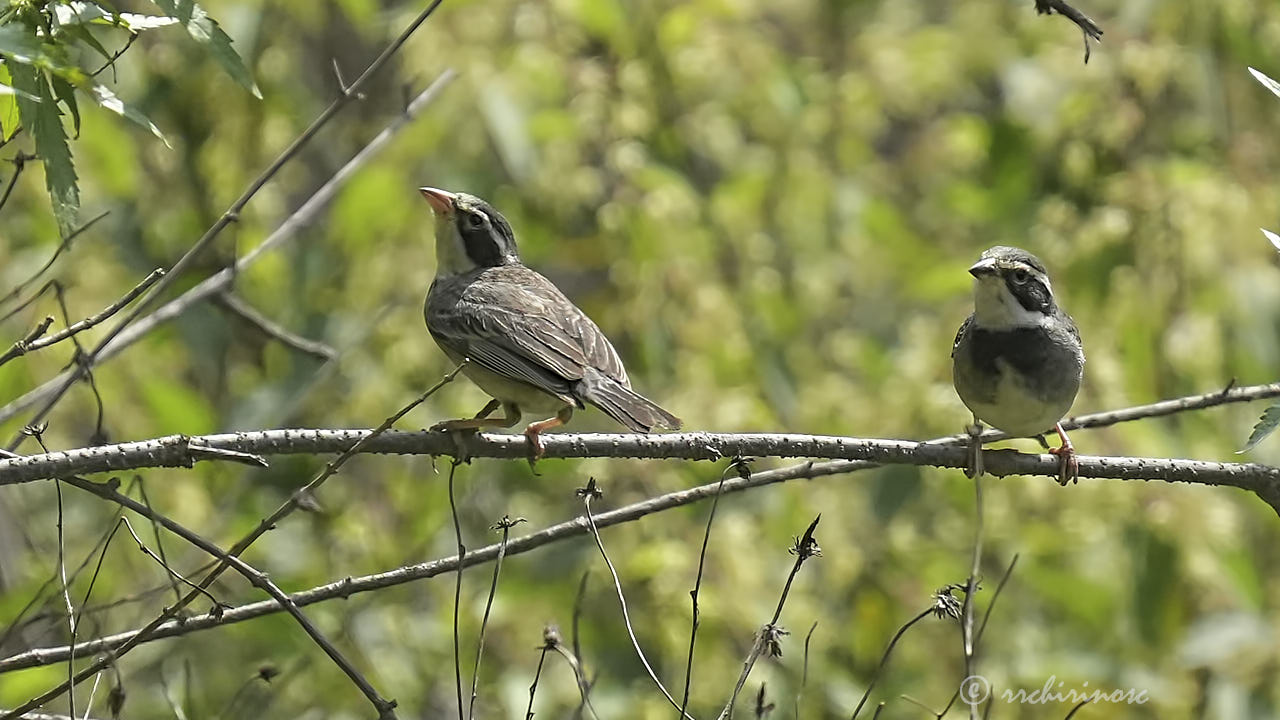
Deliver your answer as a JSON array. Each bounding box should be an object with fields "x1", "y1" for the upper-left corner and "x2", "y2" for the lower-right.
[
  {"x1": 418, "y1": 187, "x2": 681, "y2": 462},
  {"x1": 951, "y1": 245, "x2": 1085, "y2": 485}
]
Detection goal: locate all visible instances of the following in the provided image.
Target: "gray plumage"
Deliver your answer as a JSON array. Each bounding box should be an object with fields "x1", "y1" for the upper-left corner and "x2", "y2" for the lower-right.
[{"x1": 952, "y1": 246, "x2": 1084, "y2": 438}]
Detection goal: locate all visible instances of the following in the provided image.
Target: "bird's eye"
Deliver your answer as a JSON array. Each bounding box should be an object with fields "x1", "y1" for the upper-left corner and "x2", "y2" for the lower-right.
[
  {"x1": 1011, "y1": 269, "x2": 1030, "y2": 284},
  {"x1": 467, "y1": 213, "x2": 485, "y2": 228}
]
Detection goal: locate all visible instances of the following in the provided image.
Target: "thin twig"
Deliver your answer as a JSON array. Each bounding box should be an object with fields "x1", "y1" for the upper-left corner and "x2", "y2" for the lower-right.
[
  {"x1": 3, "y1": 1, "x2": 453, "y2": 444},
  {"x1": 448, "y1": 461, "x2": 466, "y2": 720},
  {"x1": 963, "y1": 472, "x2": 985, "y2": 720},
  {"x1": 0, "y1": 152, "x2": 31, "y2": 218},
  {"x1": 468, "y1": 515, "x2": 524, "y2": 720},
  {"x1": 59, "y1": 477, "x2": 398, "y2": 719},
  {"x1": 849, "y1": 609, "x2": 934, "y2": 719},
  {"x1": 1063, "y1": 699, "x2": 1090, "y2": 718},
  {"x1": 213, "y1": 293, "x2": 335, "y2": 361},
  {"x1": 0, "y1": 73, "x2": 456, "y2": 429},
  {"x1": 794, "y1": 622, "x2": 817, "y2": 720},
  {"x1": 0, "y1": 269, "x2": 165, "y2": 368},
  {"x1": 131, "y1": 477, "x2": 185, "y2": 606},
  {"x1": 579, "y1": 479, "x2": 692, "y2": 718},
  {"x1": 524, "y1": 643, "x2": 551, "y2": 720},
  {"x1": 720, "y1": 516, "x2": 821, "y2": 720},
  {"x1": 54, "y1": 481, "x2": 77, "y2": 719},
  {"x1": 549, "y1": 637, "x2": 599, "y2": 720},
  {"x1": 681, "y1": 458, "x2": 746, "y2": 717},
  {"x1": 0, "y1": 211, "x2": 110, "y2": 315},
  {"x1": 0, "y1": 367, "x2": 465, "y2": 718}
]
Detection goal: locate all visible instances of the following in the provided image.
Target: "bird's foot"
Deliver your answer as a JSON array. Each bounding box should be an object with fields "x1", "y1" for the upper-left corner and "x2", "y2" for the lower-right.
[
  {"x1": 522, "y1": 426, "x2": 546, "y2": 473},
  {"x1": 965, "y1": 422, "x2": 985, "y2": 478},
  {"x1": 1048, "y1": 422, "x2": 1078, "y2": 486}
]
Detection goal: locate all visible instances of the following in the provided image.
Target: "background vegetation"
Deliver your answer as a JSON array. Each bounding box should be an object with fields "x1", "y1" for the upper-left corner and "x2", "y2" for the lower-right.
[{"x1": 2, "y1": 0, "x2": 1280, "y2": 717}]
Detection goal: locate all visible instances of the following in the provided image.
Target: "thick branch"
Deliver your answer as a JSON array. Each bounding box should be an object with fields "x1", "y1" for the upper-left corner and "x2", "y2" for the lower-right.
[{"x1": 1, "y1": 429, "x2": 1277, "y2": 503}]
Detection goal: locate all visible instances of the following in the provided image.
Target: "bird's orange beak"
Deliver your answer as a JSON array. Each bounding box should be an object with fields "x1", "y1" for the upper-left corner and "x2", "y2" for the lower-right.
[{"x1": 418, "y1": 187, "x2": 456, "y2": 215}]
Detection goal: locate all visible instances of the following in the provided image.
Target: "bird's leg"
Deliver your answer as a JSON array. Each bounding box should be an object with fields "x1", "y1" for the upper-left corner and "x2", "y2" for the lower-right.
[
  {"x1": 965, "y1": 419, "x2": 985, "y2": 478},
  {"x1": 1047, "y1": 422, "x2": 1079, "y2": 486},
  {"x1": 430, "y1": 399, "x2": 517, "y2": 432},
  {"x1": 523, "y1": 406, "x2": 574, "y2": 467}
]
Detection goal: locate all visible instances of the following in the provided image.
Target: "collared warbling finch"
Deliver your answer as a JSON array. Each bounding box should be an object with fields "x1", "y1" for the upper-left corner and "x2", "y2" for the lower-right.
[
  {"x1": 419, "y1": 187, "x2": 681, "y2": 461},
  {"x1": 951, "y1": 246, "x2": 1085, "y2": 484}
]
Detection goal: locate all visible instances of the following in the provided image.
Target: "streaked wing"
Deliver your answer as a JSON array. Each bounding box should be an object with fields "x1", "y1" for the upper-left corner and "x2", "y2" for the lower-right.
[{"x1": 428, "y1": 265, "x2": 630, "y2": 401}]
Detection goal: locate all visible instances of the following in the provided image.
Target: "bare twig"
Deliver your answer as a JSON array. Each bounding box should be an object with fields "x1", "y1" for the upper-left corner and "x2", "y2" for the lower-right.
[
  {"x1": 468, "y1": 515, "x2": 523, "y2": 719},
  {"x1": 719, "y1": 517, "x2": 820, "y2": 720},
  {"x1": 0, "y1": 211, "x2": 109, "y2": 315},
  {"x1": 681, "y1": 457, "x2": 747, "y2": 717},
  {"x1": 0, "y1": 152, "x2": 31, "y2": 217},
  {"x1": 1063, "y1": 699, "x2": 1089, "y2": 718},
  {"x1": 580, "y1": 479, "x2": 692, "y2": 718},
  {"x1": 963, "y1": 472, "x2": 984, "y2": 720},
  {"x1": 794, "y1": 622, "x2": 818, "y2": 720},
  {"x1": 448, "y1": 461, "x2": 466, "y2": 720},
  {"x1": 0, "y1": 68, "x2": 456, "y2": 432},
  {"x1": 213, "y1": 293, "x2": 335, "y2": 361},
  {"x1": 0, "y1": 270, "x2": 164, "y2": 368},
  {"x1": 524, "y1": 637, "x2": 551, "y2": 720},
  {"x1": 549, "y1": 637, "x2": 598, "y2": 720},
  {"x1": 849, "y1": 608, "x2": 935, "y2": 719},
  {"x1": 0, "y1": 368, "x2": 463, "y2": 717},
  {"x1": 59, "y1": 476, "x2": 398, "y2": 719},
  {"x1": 5, "y1": 0, "x2": 452, "y2": 448}
]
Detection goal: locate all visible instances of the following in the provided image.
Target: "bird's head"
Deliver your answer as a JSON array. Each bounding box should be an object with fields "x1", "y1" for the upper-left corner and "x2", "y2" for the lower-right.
[
  {"x1": 967, "y1": 245, "x2": 1057, "y2": 329},
  {"x1": 418, "y1": 187, "x2": 520, "y2": 276}
]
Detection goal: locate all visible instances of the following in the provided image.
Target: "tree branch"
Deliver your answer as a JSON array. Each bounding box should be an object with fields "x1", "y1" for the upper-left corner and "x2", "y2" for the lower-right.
[
  {"x1": 1, "y1": 429, "x2": 1277, "y2": 508},
  {"x1": 4, "y1": 418, "x2": 1275, "y2": 675},
  {"x1": 0, "y1": 64, "x2": 456, "y2": 432}
]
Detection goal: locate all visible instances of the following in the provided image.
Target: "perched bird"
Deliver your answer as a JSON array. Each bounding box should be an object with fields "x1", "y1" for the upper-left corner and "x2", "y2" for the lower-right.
[
  {"x1": 951, "y1": 246, "x2": 1085, "y2": 484},
  {"x1": 419, "y1": 187, "x2": 681, "y2": 460}
]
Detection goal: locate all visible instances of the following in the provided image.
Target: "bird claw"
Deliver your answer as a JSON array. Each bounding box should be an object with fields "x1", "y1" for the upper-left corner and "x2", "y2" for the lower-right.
[
  {"x1": 523, "y1": 428, "x2": 545, "y2": 474},
  {"x1": 1048, "y1": 422, "x2": 1078, "y2": 486},
  {"x1": 1048, "y1": 445, "x2": 1078, "y2": 486},
  {"x1": 964, "y1": 423, "x2": 985, "y2": 478}
]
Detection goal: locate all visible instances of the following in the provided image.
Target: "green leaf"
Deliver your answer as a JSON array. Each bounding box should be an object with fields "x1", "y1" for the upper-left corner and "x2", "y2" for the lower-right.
[
  {"x1": 1240, "y1": 403, "x2": 1280, "y2": 453},
  {"x1": 1248, "y1": 66, "x2": 1280, "y2": 100},
  {"x1": 9, "y1": 63, "x2": 79, "y2": 237},
  {"x1": 150, "y1": 0, "x2": 261, "y2": 98},
  {"x1": 0, "y1": 65, "x2": 21, "y2": 140},
  {"x1": 50, "y1": 74, "x2": 80, "y2": 137},
  {"x1": 88, "y1": 82, "x2": 169, "y2": 146}
]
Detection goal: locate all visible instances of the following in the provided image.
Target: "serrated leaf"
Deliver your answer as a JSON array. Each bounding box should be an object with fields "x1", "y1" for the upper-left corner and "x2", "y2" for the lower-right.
[
  {"x1": 50, "y1": 74, "x2": 81, "y2": 137},
  {"x1": 0, "y1": 81, "x2": 39, "y2": 101},
  {"x1": 1263, "y1": 228, "x2": 1280, "y2": 253},
  {"x1": 9, "y1": 63, "x2": 79, "y2": 237},
  {"x1": 88, "y1": 83, "x2": 169, "y2": 146},
  {"x1": 150, "y1": 0, "x2": 261, "y2": 98},
  {"x1": 1241, "y1": 403, "x2": 1280, "y2": 453},
  {"x1": 1248, "y1": 67, "x2": 1280, "y2": 101},
  {"x1": 62, "y1": 23, "x2": 114, "y2": 63}
]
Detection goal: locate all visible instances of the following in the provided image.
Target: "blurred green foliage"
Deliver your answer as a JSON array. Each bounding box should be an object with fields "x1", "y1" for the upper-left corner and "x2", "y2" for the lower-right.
[{"x1": 1, "y1": 0, "x2": 1280, "y2": 718}]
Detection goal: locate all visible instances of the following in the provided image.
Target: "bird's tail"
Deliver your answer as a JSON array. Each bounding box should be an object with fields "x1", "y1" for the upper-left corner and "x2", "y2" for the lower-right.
[{"x1": 578, "y1": 368, "x2": 681, "y2": 433}]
